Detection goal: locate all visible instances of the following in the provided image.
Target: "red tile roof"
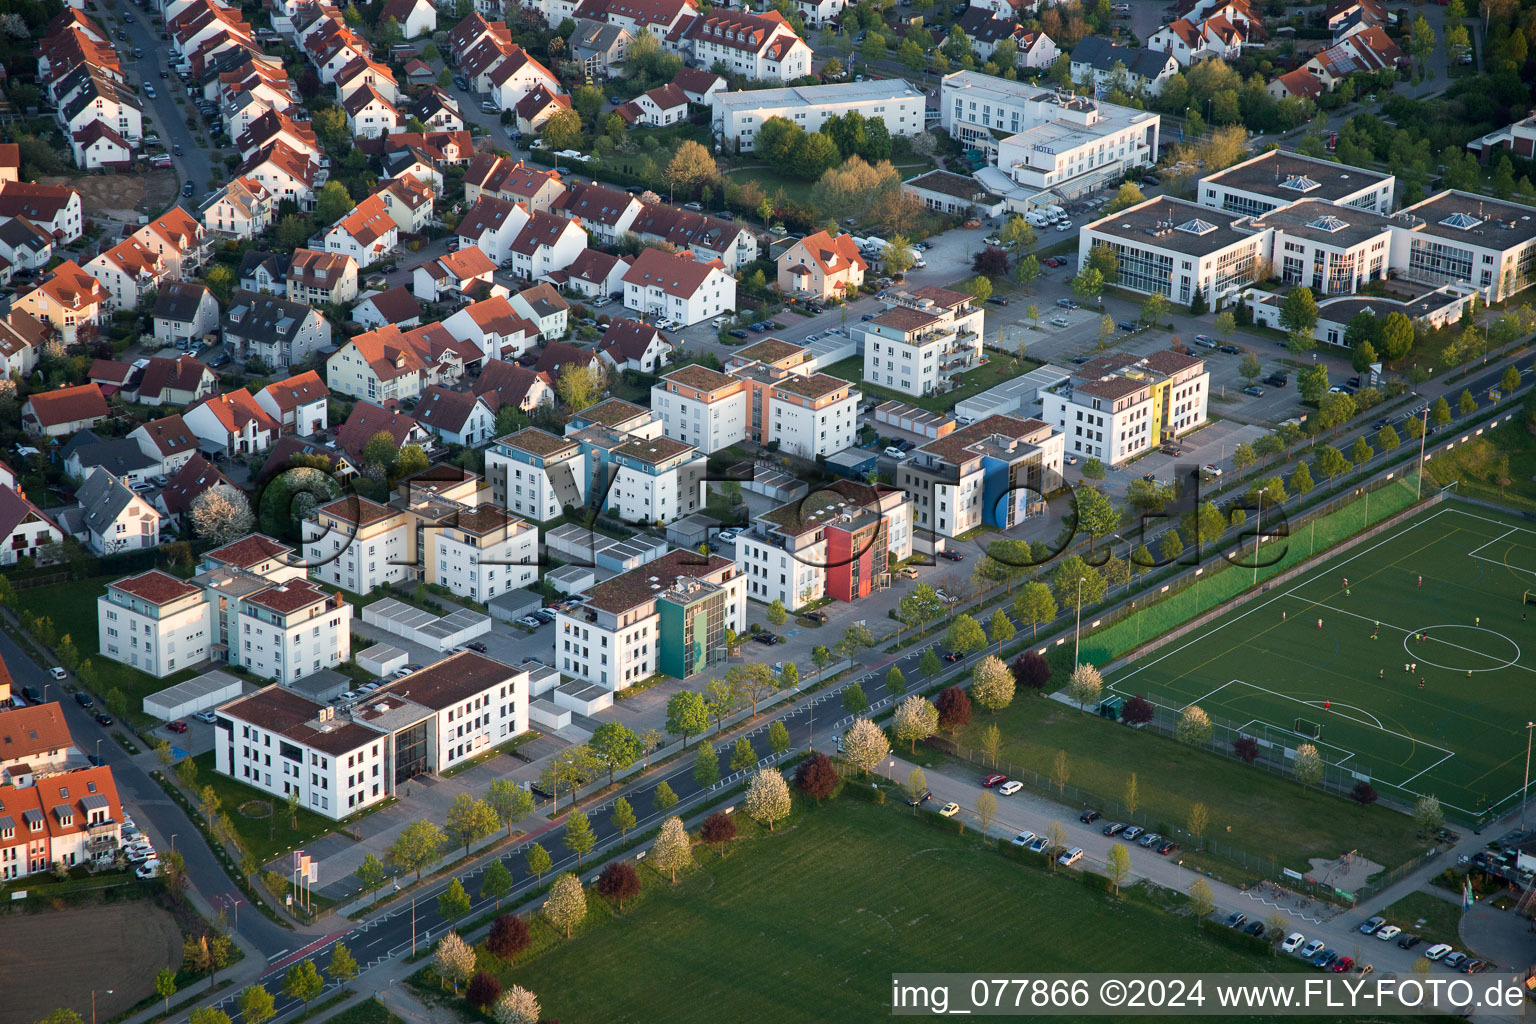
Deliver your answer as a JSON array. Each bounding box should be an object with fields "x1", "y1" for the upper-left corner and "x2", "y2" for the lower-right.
[
  {"x1": 25, "y1": 383, "x2": 108, "y2": 427},
  {"x1": 110, "y1": 569, "x2": 201, "y2": 605},
  {"x1": 259, "y1": 370, "x2": 328, "y2": 414}
]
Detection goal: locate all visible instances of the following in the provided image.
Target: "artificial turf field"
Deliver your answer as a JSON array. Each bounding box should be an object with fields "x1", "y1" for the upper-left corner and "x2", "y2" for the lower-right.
[{"x1": 1110, "y1": 501, "x2": 1536, "y2": 819}]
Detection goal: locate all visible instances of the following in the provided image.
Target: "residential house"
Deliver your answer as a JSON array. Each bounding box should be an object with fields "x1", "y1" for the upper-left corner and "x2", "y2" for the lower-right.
[
  {"x1": 442, "y1": 296, "x2": 541, "y2": 361},
  {"x1": 69, "y1": 122, "x2": 133, "y2": 170},
  {"x1": 199, "y1": 176, "x2": 276, "y2": 239},
  {"x1": 776, "y1": 230, "x2": 865, "y2": 301},
  {"x1": 223, "y1": 290, "x2": 332, "y2": 369},
  {"x1": 335, "y1": 401, "x2": 430, "y2": 461},
  {"x1": 237, "y1": 251, "x2": 288, "y2": 294},
  {"x1": 130, "y1": 206, "x2": 209, "y2": 279},
  {"x1": 1267, "y1": 67, "x2": 1327, "y2": 102},
  {"x1": 0, "y1": 485, "x2": 63, "y2": 565},
  {"x1": 510, "y1": 282, "x2": 571, "y2": 339},
  {"x1": 597, "y1": 319, "x2": 672, "y2": 373},
  {"x1": 412, "y1": 245, "x2": 499, "y2": 302},
  {"x1": 151, "y1": 283, "x2": 220, "y2": 347},
  {"x1": 684, "y1": 9, "x2": 812, "y2": 82},
  {"x1": 0, "y1": 764, "x2": 126, "y2": 878},
  {"x1": 462, "y1": 155, "x2": 566, "y2": 212},
  {"x1": 235, "y1": 109, "x2": 319, "y2": 163},
  {"x1": 413, "y1": 386, "x2": 497, "y2": 446},
  {"x1": 62, "y1": 431, "x2": 158, "y2": 486},
  {"x1": 14, "y1": 263, "x2": 106, "y2": 344},
  {"x1": 456, "y1": 195, "x2": 531, "y2": 265},
  {"x1": 473, "y1": 359, "x2": 552, "y2": 414},
  {"x1": 62, "y1": 468, "x2": 161, "y2": 554},
  {"x1": 629, "y1": 203, "x2": 757, "y2": 272},
  {"x1": 672, "y1": 67, "x2": 727, "y2": 104},
  {"x1": 134, "y1": 355, "x2": 219, "y2": 407},
  {"x1": 615, "y1": 83, "x2": 688, "y2": 126},
  {"x1": 285, "y1": 248, "x2": 359, "y2": 306},
  {"x1": 622, "y1": 248, "x2": 735, "y2": 326},
  {"x1": 237, "y1": 141, "x2": 320, "y2": 211},
  {"x1": 559, "y1": 248, "x2": 630, "y2": 299},
  {"x1": 255, "y1": 370, "x2": 329, "y2": 436},
  {"x1": 0, "y1": 182, "x2": 84, "y2": 244},
  {"x1": 508, "y1": 212, "x2": 587, "y2": 281},
  {"x1": 551, "y1": 181, "x2": 640, "y2": 245},
  {"x1": 379, "y1": 175, "x2": 435, "y2": 235},
  {"x1": 343, "y1": 84, "x2": 400, "y2": 139},
  {"x1": 84, "y1": 238, "x2": 166, "y2": 312},
  {"x1": 570, "y1": 19, "x2": 632, "y2": 78},
  {"x1": 0, "y1": 218, "x2": 54, "y2": 272},
  {"x1": 351, "y1": 286, "x2": 423, "y2": 329},
  {"x1": 324, "y1": 195, "x2": 398, "y2": 267},
  {"x1": 155, "y1": 452, "x2": 234, "y2": 527},
  {"x1": 381, "y1": 0, "x2": 435, "y2": 37},
  {"x1": 326, "y1": 322, "x2": 471, "y2": 402},
  {"x1": 184, "y1": 388, "x2": 280, "y2": 456},
  {"x1": 1069, "y1": 37, "x2": 1179, "y2": 95},
  {"x1": 408, "y1": 88, "x2": 464, "y2": 132},
  {"x1": 534, "y1": 340, "x2": 601, "y2": 381},
  {"x1": 514, "y1": 86, "x2": 571, "y2": 134},
  {"x1": 128, "y1": 414, "x2": 201, "y2": 477}
]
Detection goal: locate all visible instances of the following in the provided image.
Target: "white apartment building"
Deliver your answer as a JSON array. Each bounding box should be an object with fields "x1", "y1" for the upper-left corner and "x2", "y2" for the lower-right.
[
  {"x1": 428, "y1": 505, "x2": 538, "y2": 603},
  {"x1": 861, "y1": 285, "x2": 985, "y2": 397},
  {"x1": 231, "y1": 579, "x2": 351, "y2": 685},
  {"x1": 1253, "y1": 198, "x2": 1394, "y2": 297},
  {"x1": 764, "y1": 372, "x2": 859, "y2": 459},
  {"x1": 1391, "y1": 190, "x2": 1536, "y2": 303},
  {"x1": 711, "y1": 80, "x2": 927, "y2": 152},
  {"x1": 941, "y1": 71, "x2": 1160, "y2": 195},
  {"x1": 607, "y1": 436, "x2": 706, "y2": 526},
  {"x1": 304, "y1": 495, "x2": 410, "y2": 595},
  {"x1": 214, "y1": 652, "x2": 532, "y2": 819},
  {"x1": 895, "y1": 415, "x2": 1064, "y2": 539},
  {"x1": 621, "y1": 248, "x2": 736, "y2": 327},
  {"x1": 651, "y1": 364, "x2": 749, "y2": 453},
  {"x1": 97, "y1": 570, "x2": 210, "y2": 678},
  {"x1": 1196, "y1": 150, "x2": 1397, "y2": 218},
  {"x1": 1040, "y1": 350, "x2": 1209, "y2": 466},
  {"x1": 555, "y1": 549, "x2": 745, "y2": 689},
  {"x1": 683, "y1": 9, "x2": 813, "y2": 81},
  {"x1": 484, "y1": 427, "x2": 585, "y2": 521}
]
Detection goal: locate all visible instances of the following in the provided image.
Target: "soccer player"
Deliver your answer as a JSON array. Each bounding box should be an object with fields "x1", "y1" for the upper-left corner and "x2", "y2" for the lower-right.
[
  {"x1": 1417, "y1": 575, "x2": 1422, "y2": 587},
  {"x1": 1317, "y1": 618, "x2": 1323, "y2": 630}
]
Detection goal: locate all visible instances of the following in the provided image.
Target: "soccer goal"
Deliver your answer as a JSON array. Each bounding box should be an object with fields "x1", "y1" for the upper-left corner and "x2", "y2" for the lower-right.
[
  {"x1": 1524, "y1": 590, "x2": 1536, "y2": 605},
  {"x1": 1294, "y1": 718, "x2": 1322, "y2": 740}
]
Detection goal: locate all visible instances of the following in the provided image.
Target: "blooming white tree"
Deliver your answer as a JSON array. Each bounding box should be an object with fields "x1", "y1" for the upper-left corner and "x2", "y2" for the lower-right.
[
  {"x1": 1175, "y1": 704, "x2": 1214, "y2": 746},
  {"x1": 188, "y1": 485, "x2": 254, "y2": 545},
  {"x1": 1293, "y1": 743, "x2": 1323, "y2": 788},
  {"x1": 745, "y1": 768, "x2": 791, "y2": 831},
  {"x1": 650, "y1": 815, "x2": 693, "y2": 883},
  {"x1": 542, "y1": 873, "x2": 587, "y2": 939},
  {"x1": 1066, "y1": 662, "x2": 1103, "y2": 710},
  {"x1": 970, "y1": 655, "x2": 1016, "y2": 713},
  {"x1": 842, "y1": 718, "x2": 891, "y2": 776},
  {"x1": 433, "y1": 931, "x2": 475, "y2": 992},
  {"x1": 492, "y1": 986, "x2": 542, "y2": 1024},
  {"x1": 891, "y1": 694, "x2": 939, "y2": 753}
]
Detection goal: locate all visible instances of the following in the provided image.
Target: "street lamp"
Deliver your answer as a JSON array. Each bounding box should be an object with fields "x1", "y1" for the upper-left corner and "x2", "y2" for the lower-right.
[
  {"x1": 92, "y1": 989, "x2": 113, "y2": 1024},
  {"x1": 170, "y1": 833, "x2": 177, "y2": 852},
  {"x1": 1416, "y1": 402, "x2": 1430, "y2": 500},
  {"x1": 1522, "y1": 722, "x2": 1535, "y2": 833},
  {"x1": 1073, "y1": 576, "x2": 1085, "y2": 669}
]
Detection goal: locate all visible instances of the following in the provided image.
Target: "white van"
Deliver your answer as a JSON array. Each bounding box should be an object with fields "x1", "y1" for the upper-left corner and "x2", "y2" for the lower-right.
[
  {"x1": 1047, "y1": 205, "x2": 1067, "y2": 223},
  {"x1": 864, "y1": 235, "x2": 889, "y2": 250},
  {"x1": 1057, "y1": 847, "x2": 1084, "y2": 867}
]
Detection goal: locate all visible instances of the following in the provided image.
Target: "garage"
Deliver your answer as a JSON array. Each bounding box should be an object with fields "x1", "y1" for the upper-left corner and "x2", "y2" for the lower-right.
[{"x1": 142, "y1": 669, "x2": 244, "y2": 721}]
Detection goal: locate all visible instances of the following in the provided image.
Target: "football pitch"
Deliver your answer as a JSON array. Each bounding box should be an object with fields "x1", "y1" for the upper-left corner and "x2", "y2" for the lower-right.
[{"x1": 1109, "y1": 501, "x2": 1536, "y2": 820}]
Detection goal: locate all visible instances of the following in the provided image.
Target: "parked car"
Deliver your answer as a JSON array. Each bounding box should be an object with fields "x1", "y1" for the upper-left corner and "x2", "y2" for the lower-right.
[
  {"x1": 1397, "y1": 934, "x2": 1421, "y2": 950},
  {"x1": 1424, "y1": 944, "x2": 1453, "y2": 961},
  {"x1": 1057, "y1": 847, "x2": 1084, "y2": 867},
  {"x1": 1225, "y1": 911, "x2": 1248, "y2": 928},
  {"x1": 1245, "y1": 921, "x2": 1266, "y2": 938},
  {"x1": 50, "y1": 667, "x2": 67, "y2": 681},
  {"x1": 884, "y1": 446, "x2": 905, "y2": 458},
  {"x1": 1299, "y1": 939, "x2": 1324, "y2": 959},
  {"x1": 898, "y1": 566, "x2": 920, "y2": 579},
  {"x1": 1050, "y1": 316, "x2": 1071, "y2": 327},
  {"x1": 1203, "y1": 464, "x2": 1223, "y2": 477},
  {"x1": 1157, "y1": 840, "x2": 1179, "y2": 855},
  {"x1": 802, "y1": 610, "x2": 828, "y2": 623},
  {"x1": 1375, "y1": 925, "x2": 1401, "y2": 941},
  {"x1": 1078, "y1": 809, "x2": 1101, "y2": 824},
  {"x1": 1264, "y1": 374, "x2": 1289, "y2": 388},
  {"x1": 1010, "y1": 830, "x2": 1036, "y2": 847},
  {"x1": 1331, "y1": 956, "x2": 1354, "y2": 974},
  {"x1": 1242, "y1": 386, "x2": 1265, "y2": 397},
  {"x1": 73, "y1": 692, "x2": 93, "y2": 708},
  {"x1": 1193, "y1": 335, "x2": 1216, "y2": 347},
  {"x1": 939, "y1": 549, "x2": 964, "y2": 562},
  {"x1": 729, "y1": 329, "x2": 749, "y2": 339},
  {"x1": 166, "y1": 720, "x2": 187, "y2": 733},
  {"x1": 1359, "y1": 916, "x2": 1386, "y2": 935},
  {"x1": 1121, "y1": 825, "x2": 1144, "y2": 841},
  {"x1": 1056, "y1": 298, "x2": 1078, "y2": 309},
  {"x1": 981, "y1": 774, "x2": 1007, "y2": 787},
  {"x1": 907, "y1": 789, "x2": 932, "y2": 806},
  {"x1": 194, "y1": 710, "x2": 218, "y2": 724},
  {"x1": 937, "y1": 802, "x2": 960, "y2": 818},
  {"x1": 1442, "y1": 952, "x2": 1468, "y2": 969},
  {"x1": 1312, "y1": 950, "x2": 1338, "y2": 969},
  {"x1": 1281, "y1": 933, "x2": 1306, "y2": 954},
  {"x1": 466, "y1": 641, "x2": 488, "y2": 653},
  {"x1": 1137, "y1": 832, "x2": 1161, "y2": 847},
  {"x1": 1102, "y1": 822, "x2": 1125, "y2": 836},
  {"x1": 1117, "y1": 320, "x2": 1137, "y2": 331},
  {"x1": 1027, "y1": 835, "x2": 1051, "y2": 854},
  {"x1": 986, "y1": 296, "x2": 1010, "y2": 306},
  {"x1": 999, "y1": 780, "x2": 1023, "y2": 795},
  {"x1": 136, "y1": 860, "x2": 161, "y2": 879},
  {"x1": 94, "y1": 713, "x2": 113, "y2": 726}
]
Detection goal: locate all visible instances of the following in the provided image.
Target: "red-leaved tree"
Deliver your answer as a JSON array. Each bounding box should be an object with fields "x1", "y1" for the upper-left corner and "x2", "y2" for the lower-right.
[
  {"x1": 1011, "y1": 652, "x2": 1051, "y2": 693},
  {"x1": 466, "y1": 972, "x2": 502, "y2": 1010},
  {"x1": 701, "y1": 811, "x2": 737, "y2": 856},
  {"x1": 486, "y1": 913, "x2": 531, "y2": 966},
  {"x1": 1232, "y1": 736, "x2": 1259, "y2": 764},
  {"x1": 596, "y1": 860, "x2": 641, "y2": 910},
  {"x1": 935, "y1": 686, "x2": 972, "y2": 733},
  {"x1": 1123, "y1": 694, "x2": 1155, "y2": 726},
  {"x1": 795, "y1": 752, "x2": 838, "y2": 804}
]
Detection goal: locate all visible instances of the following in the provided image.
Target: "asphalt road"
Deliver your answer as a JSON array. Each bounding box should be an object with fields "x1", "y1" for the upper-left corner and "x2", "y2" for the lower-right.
[{"x1": 110, "y1": 2, "x2": 213, "y2": 204}]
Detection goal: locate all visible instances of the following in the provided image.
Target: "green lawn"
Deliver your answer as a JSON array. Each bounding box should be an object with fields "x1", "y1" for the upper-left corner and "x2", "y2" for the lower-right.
[
  {"x1": 1423, "y1": 419, "x2": 1536, "y2": 513},
  {"x1": 500, "y1": 799, "x2": 1295, "y2": 1024},
  {"x1": 189, "y1": 751, "x2": 366, "y2": 868},
  {"x1": 724, "y1": 167, "x2": 816, "y2": 207},
  {"x1": 943, "y1": 695, "x2": 1424, "y2": 881},
  {"x1": 1105, "y1": 500, "x2": 1536, "y2": 820},
  {"x1": 325, "y1": 999, "x2": 407, "y2": 1024},
  {"x1": 18, "y1": 575, "x2": 194, "y2": 728},
  {"x1": 1381, "y1": 890, "x2": 1465, "y2": 952},
  {"x1": 821, "y1": 353, "x2": 1042, "y2": 414}
]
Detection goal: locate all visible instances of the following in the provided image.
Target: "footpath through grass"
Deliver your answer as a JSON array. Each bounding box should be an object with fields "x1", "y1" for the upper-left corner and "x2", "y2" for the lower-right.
[{"x1": 500, "y1": 799, "x2": 1297, "y2": 1024}]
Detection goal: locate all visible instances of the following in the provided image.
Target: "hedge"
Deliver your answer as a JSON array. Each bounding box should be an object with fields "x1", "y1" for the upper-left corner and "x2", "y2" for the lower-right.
[
  {"x1": 843, "y1": 781, "x2": 886, "y2": 804},
  {"x1": 1198, "y1": 917, "x2": 1275, "y2": 956},
  {"x1": 920, "y1": 808, "x2": 966, "y2": 834}
]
